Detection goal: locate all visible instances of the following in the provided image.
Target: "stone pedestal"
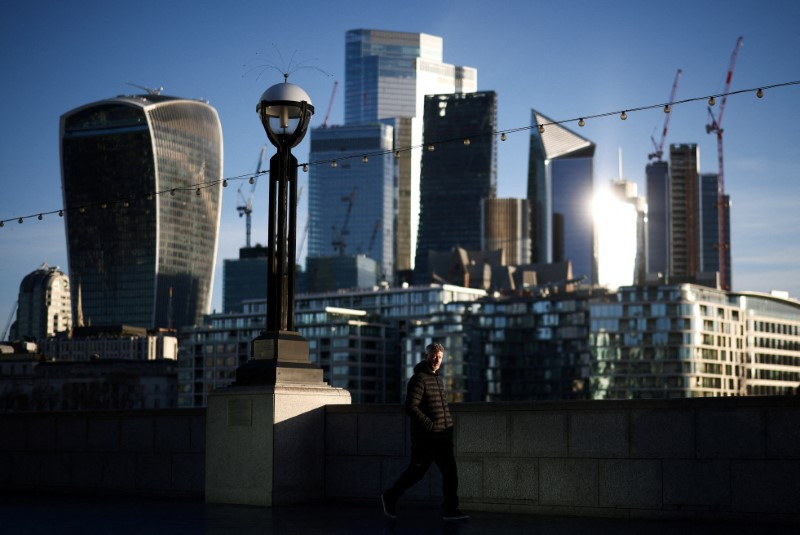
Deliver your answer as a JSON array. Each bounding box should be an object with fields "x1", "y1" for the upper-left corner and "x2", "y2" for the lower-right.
[{"x1": 205, "y1": 331, "x2": 350, "y2": 506}]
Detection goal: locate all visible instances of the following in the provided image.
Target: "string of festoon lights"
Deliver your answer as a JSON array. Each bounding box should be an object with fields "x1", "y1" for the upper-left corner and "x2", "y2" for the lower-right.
[{"x1": 1, "y1": 80, "x2": 798, "y2": 229}]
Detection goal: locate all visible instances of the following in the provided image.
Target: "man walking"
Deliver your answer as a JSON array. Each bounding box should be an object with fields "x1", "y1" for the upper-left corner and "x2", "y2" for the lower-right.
[{"x1": 381, "y1": 342, "x2": 468, "y2": 521}]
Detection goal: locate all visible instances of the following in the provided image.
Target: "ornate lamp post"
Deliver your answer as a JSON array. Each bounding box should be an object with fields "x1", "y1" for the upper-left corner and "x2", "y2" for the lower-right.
[{"x1": 236, "y1": 77, "x2": 320, "y2": 385}]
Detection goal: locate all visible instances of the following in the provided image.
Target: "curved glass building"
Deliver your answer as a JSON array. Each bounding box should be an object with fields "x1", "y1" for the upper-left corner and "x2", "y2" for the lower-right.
[{"x1": 60, "y1": 94, "x2": 223, "y2": 330}]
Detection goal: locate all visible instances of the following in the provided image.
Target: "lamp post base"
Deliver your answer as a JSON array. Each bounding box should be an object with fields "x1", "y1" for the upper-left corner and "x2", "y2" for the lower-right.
[{"x1": 236, "y1": 331, "x2": 323, "y2": 385}]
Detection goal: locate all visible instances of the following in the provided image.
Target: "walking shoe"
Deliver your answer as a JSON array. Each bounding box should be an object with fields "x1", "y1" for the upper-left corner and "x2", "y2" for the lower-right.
[
  {"x1": 443, "y1": 509, "x2": 469, "y2": 521},
  {"x1": 381, "y1": 493, "x2": 397, "y2": 519}
]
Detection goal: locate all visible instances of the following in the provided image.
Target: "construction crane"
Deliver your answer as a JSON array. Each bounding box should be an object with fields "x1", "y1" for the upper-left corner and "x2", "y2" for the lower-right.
[
  {"x1": 237, "y1": 145, "x2": 267, "y2": 248},
  {"x1": 2, "y1": 301, "x2": 17, "y2": 341},
  {"x1": 321, "y1": 81, "x2": 339, "y2": 128},
  {"x1": 648, "y1": 68, "x2": 682, "y2": 161},
  {"x1": 331, "y1": 188, "x2": 356, "y2": 255},
  {"x1": 706, "y1": 36, "x2": 743, "y2": 291}
]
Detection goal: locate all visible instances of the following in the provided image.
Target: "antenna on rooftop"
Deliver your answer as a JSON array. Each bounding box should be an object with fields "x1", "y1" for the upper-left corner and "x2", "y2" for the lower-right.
[{"x1": 126, "y1": 83, "x2": 164, "y2": 96}]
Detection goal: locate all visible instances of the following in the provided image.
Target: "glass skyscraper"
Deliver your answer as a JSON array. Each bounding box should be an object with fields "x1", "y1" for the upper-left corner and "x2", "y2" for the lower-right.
[
  {"x1": 414, "y1": 91, "x2": 497, "y2": 282},
  {"x1": 345, "y1": 29, "x2": 477, "y2": 275},
  {"x1": 645, "y1": 160, "x2": 669, "y2": 276},
  {"x1": 307, "y1": 123, "x2": 395, "y2": 281},
  {"x1": 60, "y1": 94, "x2": 223, "y2": 330},
  {"x1": 527, "y1": 109, "x2": 596, "y2": 283}
]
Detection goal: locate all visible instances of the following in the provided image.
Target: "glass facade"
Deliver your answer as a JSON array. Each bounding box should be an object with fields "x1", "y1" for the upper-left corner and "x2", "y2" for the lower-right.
[
  {"x1": 414, "y1": 92, "x2": 497, "y2": 282},
  {"x1": 223, "y1": 247, "x2": 268, "y2": 313},
  {"x1": 308, "y1": 124, "x2": 395, "y2": 282},
  {"x1": 60, "y1": 95, "x2": 222, "y2": 330},
  {"x1": 344, "y1": 29, "x2": 477, "y2": 274},
  {"x1": 645, "y1": 160, "x2": 669, "y2": 276},
  {"x1": 528, "y1": 109, "x2": 596, "y2": 283}
]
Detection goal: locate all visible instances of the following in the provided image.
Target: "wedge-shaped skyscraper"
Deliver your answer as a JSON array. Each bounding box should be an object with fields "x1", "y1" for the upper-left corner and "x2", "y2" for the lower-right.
[
  {"x1": 527, "y1": 109, "x2": 596, "y2": 284},
  {"x1": 60, "y1": 94, "x2": 223, "y2": 329}
]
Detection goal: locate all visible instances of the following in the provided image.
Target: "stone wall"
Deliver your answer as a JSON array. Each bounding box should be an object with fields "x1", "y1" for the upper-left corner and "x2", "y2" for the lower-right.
[
  {"x1": 324, "y1": 396, "x2": 800, "y2": 523},
  {"x1": 0, "y1": 409, "x2": 205, "y2": 497}
]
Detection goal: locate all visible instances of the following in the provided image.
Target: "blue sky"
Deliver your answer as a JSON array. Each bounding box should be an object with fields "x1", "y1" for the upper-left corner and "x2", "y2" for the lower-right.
[{"x1": 1, "y1": 0, "x2": 799, "y2": 322}]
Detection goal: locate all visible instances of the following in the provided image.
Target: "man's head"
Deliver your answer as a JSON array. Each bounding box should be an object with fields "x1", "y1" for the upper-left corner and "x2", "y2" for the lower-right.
[{"x1": 425, "y1": 342, "x2": 445, "y2": 372}]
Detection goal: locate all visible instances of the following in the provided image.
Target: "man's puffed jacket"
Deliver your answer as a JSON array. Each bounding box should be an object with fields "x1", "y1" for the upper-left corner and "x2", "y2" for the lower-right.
[{"x1": 405, "y1": 360, "x2": 454, "y2": 439}]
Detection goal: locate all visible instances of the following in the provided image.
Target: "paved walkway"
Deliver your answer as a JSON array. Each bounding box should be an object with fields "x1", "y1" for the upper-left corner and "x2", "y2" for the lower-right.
[{"x1": 1, "y1": 494, "x2": 797, "y2": 534}]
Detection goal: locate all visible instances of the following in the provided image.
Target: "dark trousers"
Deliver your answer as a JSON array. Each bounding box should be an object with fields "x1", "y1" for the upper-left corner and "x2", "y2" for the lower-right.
[{"x1": 385, "y1": 428, "x2": 459, "y2": 511}]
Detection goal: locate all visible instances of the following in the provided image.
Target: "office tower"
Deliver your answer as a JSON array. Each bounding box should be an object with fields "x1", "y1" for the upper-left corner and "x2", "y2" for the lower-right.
[
  {"x1": 527, "y1": 109, "x2": 596, "y2": 283},
  {"x1": 595, "y1": 180, "x2": 645, "y2": 289},
  {"x1": 16, "y1": 263, "x2": 71, "y2": 342},
  {"x1": 668, "y1": 144, "x2": 700, "y2": 279},
  {"x1": 307, "y1": 124, "x2": 395, "y2": 282},
  {"x1": 305, "y1": 255, "x2": 380, "y2": 293},
  {"x1": 645, "y1": 160, "x2": 669, "y2": 276},
  {"x1": 60, "y1": 94, "x2": 223, "y2": 330},
  {"x1": 699, "y1": 173, "x2": 732, "y2": 289},
  {"x1": 345, "y1": 29, "x2": 477, "y2": 275},
  {"x1": 482, "y1": 198, "x2": 531, "y2": 266},
  {"x1": 223, "y1": 246, "x2": 268, "y2": 313},
  {"x1": 414, "y1": 92, "x2": 497, "y2": 282}
]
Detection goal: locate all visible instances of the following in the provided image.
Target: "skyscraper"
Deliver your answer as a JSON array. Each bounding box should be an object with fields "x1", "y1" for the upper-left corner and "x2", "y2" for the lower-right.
[
  {"x1": 482, "y1": 198, "x2": 531, "y2": 266},
  {"x1": 668, "y1": 144, "x2": 700, "y2": 280},
  {"x1": 307, "y1": 123, "x2": 395, "y2": 281},
  {"x1": 345, "y1": 29, "x2": 477, "y2": 275},
  {"x1": 414, "y1": 91, "x2": 497, "y2": 282},
  {"x1": 699, "y1": 173, "x2": 732, "y2": 289},
  {"x1": 16, "y1": 263, "x2": 71, "y2": 342},
  {"x1": 60, "y1": 93, "x2": 223, "y2": 330},
  {"x1": 645, "y1": 160, "x2": 669, "y2": 276},
  {"x1": 527, "y1": 109, "x2": 596, "y2": 283}
]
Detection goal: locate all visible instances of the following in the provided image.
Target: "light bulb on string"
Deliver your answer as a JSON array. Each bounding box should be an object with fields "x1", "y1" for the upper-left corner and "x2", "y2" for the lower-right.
[
  {"x1": 38, "y1": 214, "x2": 43, "y2": 220},
  {"x1": 196, "y1": 188, "x2": 201, "y2": 196},
  {"x1": 123, "y1": 201, "x2": 129, "y2": 207},
  {"x1": 757, "y1": 88, "x2": 764, "y2": 98},
  {"x1": 427, "y1": 144, "x2": 434, "y2": 151},
  {"x1": 708, "y1": 96, "x2": 716, "y2": 106},
  {"x1": 222, "y1": 179, "x2": 228, "y2": 187},
  {"x1": 101, "y1": 202, "x2": 107, "y2": 209},
  {"x1": 18, "y1": 217, "x2": 23, "y2": 224},
  {"x1": 171, "y1": 189, "x2": 176, "y2": 196},
  {"x1": 394, "y1": 151, "x2": 400, "y2": 158},
  {"x1": 58, "y1": 210, "x2": 63, "y2": 217},
  {"x1": 463, "y1": 138, "x2": 470, "y2": 146},
  {"x1": 500, "y1": 133, "x2": 507, "y2": 141},
  {"x1": 538, "y1": 124, "x2": 545, "y2": 134},
  {"x1": 362, "y1": 155, "x2": 368, "y2": 163},
  {"x1": 79, "y1": 207, "x2": 86, "y2": 214},
  {"x1": 578, "y1": 118, "x2": 585, "y2": 127},
  {"x1": 302, "y1": 164, "x2": 308, "y2": 172},
  {"x1": 620, "y1": 111, "x2": 628, "y2": 120},
  {"x1": 664, "y1": 104, "x2": 670, "y2": 113},
  {"x1": 0, "y1": 221, "x2": 4, "y2": 228},
  {"x1": 331, "y1": 160, "x2": 337, "y2": 168},
  {"x1": 249, "y1": 176, "x2": 255, "y2": 185}
]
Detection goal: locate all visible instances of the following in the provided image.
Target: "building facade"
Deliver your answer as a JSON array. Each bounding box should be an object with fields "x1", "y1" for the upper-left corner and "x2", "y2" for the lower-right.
[
  {"x1": 344, "y1": 29, "x2": 477, "y2": 275},
  {"x1": 15, "y1": 263, "x2": 71, "y2": 342},
  {"x1": 668, "y1": 144, "x2": 700, "y2": 280},
  {"x1": 645, "y1": 160, "x2": 670, "y2": 276},
  {"x1": 415, "y1": 91, "x2": 497, "y2": 282},
  {"x1": 481, "y1": 198, "x2": 531, "y2": 267},
  {"x1": 307, "y1": 123, "x2": 395, "y2": 281},
  {"x1": 60, "y1": 93, "x2": 223, "y2": 330},
  {"x1": 528, "y1": 109, "x2": 596, "y2": 283},
  {"x1": 223, "y1": 246, "x2": 268, "y2": 313}
]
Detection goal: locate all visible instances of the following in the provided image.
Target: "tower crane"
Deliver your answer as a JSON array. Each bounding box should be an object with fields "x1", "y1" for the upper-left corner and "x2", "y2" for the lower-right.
[
  {"x1": 331, "y1": 188, "x2": 357, "y2": 255},
  {"x1": 237, "y1": 145, "x2": 267, "y2": 248},
  {"x1": 321, "y1": 81, "x2": 339, "y2": 128},
  {"x1": 648, "y1": 68, "x2": 682, "y2": 161},
  {"x1": 2, "y1": 301, "x2": 17, "y2": 341},
  {"x1": 706, "y1": 36, "x2": 743, "y2": 291}
]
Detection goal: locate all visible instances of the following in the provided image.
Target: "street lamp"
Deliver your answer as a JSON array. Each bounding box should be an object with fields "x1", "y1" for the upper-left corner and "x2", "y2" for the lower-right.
[
  {"x1": 236, "y1": 77, "x2": 321, "y2": 385},
  {"x1": 256, "y1": 77, "x2": 314, "y2": 332}
]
